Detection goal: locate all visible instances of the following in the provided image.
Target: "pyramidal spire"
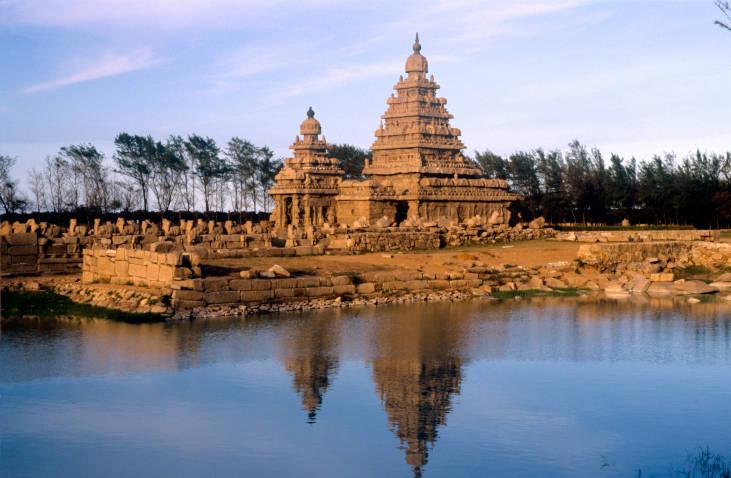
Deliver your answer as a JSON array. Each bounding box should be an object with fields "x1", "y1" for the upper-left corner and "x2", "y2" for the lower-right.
[{"x1": 413, "y1": 32, "x2": 421, "y2": 53}]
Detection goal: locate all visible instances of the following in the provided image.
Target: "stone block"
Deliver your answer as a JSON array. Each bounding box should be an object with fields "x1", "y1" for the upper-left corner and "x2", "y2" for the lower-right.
[
  {"x1": 240, "y1": 290, "x2": 274, "y2": 302},
  {"x1": 356, "y1": 283, "x2": 377, "y2": 294},
  {"x1": 229, "y1": 279, "x2": 253, "y2": 291},
  {"x1": 172, "y1": 290, "x2": 205, "y2": 301},
  {"x1": 128, "y1": 263, "x2": 147, "y2": 278},
  {"x1": 271, "y1": 278, "x2": 298, "y2": 289},
  {"x1": 296, "y1": 277, "x2": 321, "y2": 288},
  {"x1": 204, "y1": 278, "x2": 230, "y2": 291},
  {"x1": 404, "y1": 280, "x2": 428, "y2": 291},
  {"x1": 333, "y1": 285, "x2": 356, "y2": 295},
  {"x1": 158, "y1": 264, "x2": 175, "y2": 283},
  {"x1": 173, "y1": 300, "x2": 205, "y2": 310},
  {"x1": 393, "y1": 270, "x2": 422, "y2": 281},
  {"x1": 249, "y1": 279, "x2": 272, "y2": 290},
  {"x1": 10, "y1": 255, "x2": 36, "y2": 265},
  {"x1": 82, "y1": 270, "x2": 95, "y2": 283},
  {"x1": 273, "y1": 288, "x2": 296, "y2": 299},
  {"x1": 6, "y1": 233, "x2": 37, "y2": 246},
  {"x1": 8, "y1": 245, "x2": 37, "y2": 255},
  {"x1": 306, "y1": 286, "x2": 334, "y2": 297},
  {"x1": 428, "y1": 280, "x2": 450, "y2": 289},
  {"x1": 382, "y1": 281, "x2": 407, "y2": 291},
  {"x1": 114, "y1": 260, "x2": 129, "y2": 277},
  {"x1": 331, "y1": 275, "x2": 352, "y2": 286},
  {"x1": 146, "y1": 263, "x2": 160, "y2": 281},
  {"x1": 204, "y1": 291, "x2": 240, "y2": 304}
]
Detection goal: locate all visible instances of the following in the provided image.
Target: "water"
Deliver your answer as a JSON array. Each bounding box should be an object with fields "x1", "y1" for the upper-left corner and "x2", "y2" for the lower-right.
[{"x1": 2, "y1": 298, "x2": 731, "y2": 477}]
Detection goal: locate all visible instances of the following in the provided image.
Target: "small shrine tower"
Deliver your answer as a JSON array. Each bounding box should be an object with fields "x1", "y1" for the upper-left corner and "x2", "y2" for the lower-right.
[{"x1": 269, "y1": 107, "x2": 343, "y2": 230}]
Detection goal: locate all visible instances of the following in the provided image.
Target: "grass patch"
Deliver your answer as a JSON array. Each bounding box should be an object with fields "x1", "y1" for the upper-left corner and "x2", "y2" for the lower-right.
[
  {"x1": 0, "y1": 290, "x2": 165, "y2": 323},
  {"x1": 674, "y1": 265, "x2": 714, "y2": 281},
  {"x1": 491, "y1": 287, "x2": 587, "y2": 299}
]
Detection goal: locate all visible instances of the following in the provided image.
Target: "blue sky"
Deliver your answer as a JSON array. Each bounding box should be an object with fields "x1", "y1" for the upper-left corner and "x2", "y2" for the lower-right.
[{"x1": 0, "y1": 0, "x2": 729, "y2": 181}]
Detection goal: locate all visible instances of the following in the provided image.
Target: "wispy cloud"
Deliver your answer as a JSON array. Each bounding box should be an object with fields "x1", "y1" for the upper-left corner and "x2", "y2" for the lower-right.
[
  {"x1": 280, "y1": 60, "x2": 403, "y2": 99},
  {"x1": 22, "y1": 48, "x2": 160, "y2": 94},
  {"x1": 3, "y1": 0, "x2": 348, "y2": 30}
]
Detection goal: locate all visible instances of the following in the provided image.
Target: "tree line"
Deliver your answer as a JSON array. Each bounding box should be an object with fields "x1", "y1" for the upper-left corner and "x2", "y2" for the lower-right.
[
  {"x1": 3, "y1": 139, "x2": 730, "y2": 228},
  {"x1": 1, "y1": 134, "x2": 285, "y2": 216},
  {"x1": 473, "y1": 141, "x2": 731, "y2": 228}
]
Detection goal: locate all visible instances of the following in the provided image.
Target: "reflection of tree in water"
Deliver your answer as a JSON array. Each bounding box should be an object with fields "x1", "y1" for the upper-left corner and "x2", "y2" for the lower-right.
[
  {"x1": 369, "y1": 303, "x2": 469, "y2": 477},
  {"x1": 282, "y1": 314, "x2": 341, "y2": 423}
]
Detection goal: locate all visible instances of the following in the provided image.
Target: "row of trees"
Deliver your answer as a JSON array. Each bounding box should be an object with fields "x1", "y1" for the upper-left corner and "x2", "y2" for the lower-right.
[
  {"x1": 473, "y1": 141, "x2": 731, "y2": 227},
  {"x1": 3, "y1": 135, "x2": 284, "y2": 215},
  {"x1": 3, "y1": 140, "x2": 731, "y2": 227}
]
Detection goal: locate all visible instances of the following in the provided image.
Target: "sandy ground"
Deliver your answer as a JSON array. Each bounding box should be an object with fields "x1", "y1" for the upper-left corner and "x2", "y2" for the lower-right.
[{"x1": 203, "y1": 240, "x2": 580, "y2": 277}]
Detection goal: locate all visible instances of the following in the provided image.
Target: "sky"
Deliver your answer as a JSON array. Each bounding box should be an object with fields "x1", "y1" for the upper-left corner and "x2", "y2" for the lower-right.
[{"x1": 0, "y1": 0, "x2": 729, "y2": 182}]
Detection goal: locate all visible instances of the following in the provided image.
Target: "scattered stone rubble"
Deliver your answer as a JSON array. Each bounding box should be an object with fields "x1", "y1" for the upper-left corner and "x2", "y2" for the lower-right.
[{"x1": 1, "y1": 216, "x2": 556, "y2": 277}]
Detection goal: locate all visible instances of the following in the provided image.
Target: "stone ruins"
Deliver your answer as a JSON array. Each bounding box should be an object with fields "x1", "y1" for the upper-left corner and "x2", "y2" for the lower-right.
[{"x1": 269, "y1": 34, "x2": 518, "y2": 232}]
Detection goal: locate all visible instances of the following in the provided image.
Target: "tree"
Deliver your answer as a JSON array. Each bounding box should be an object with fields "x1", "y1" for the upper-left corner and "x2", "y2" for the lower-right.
[
  {"x1": 225, "y1": 137, "x2": 259, "y2": 213},
  {"x1": 184, "y1": 135, "x2": 226, "y2": 213},
  {"x1": 44, "y1": 155, "x2": 71, "y2": 212},
  {"x1": 328, "y1": 144, "x2": 370, "y2": 179},
  {"x1": 60, "y1": 144, "x2": 109, "y2": 210},
  {"x1": 27, "y1": 168, "x2": 47, "y2": 212},
  {"x1": 0, "y1": 155, "x2": 26, "y2": 213},
  {"x1": 716, "y1": 1, "x2": 731, "y2": 31},
  {"x1": 606, "y1": 154, "x2": 638, "y2": 221},
  {"x1": 113, "y1": 133, "x2": 153, "y2": 211},
  {"x1": 256, "y1": 147, "x2": 282, "y2": 212},
  {"x1": 473, "y1": 150, "x2": 508, "y2": 179},
  {"x1": 149, "y1": 136, "x2": 188, "y2": 212},
  {"x1": 536, "y1": 149, "x2": 568, "y2": 223},
  {"x1": 507, "y1": 151, "x2": 541, "y2": 218}
]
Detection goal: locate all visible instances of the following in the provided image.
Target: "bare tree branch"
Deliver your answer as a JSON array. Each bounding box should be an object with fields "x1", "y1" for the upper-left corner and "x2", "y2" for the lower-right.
[{"x1": 716, "y1": 0, "x2": 731, "y2": 30}]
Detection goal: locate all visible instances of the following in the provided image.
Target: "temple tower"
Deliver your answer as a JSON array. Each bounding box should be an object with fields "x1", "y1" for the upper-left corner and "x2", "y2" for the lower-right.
[
  {"x1": 336, "y1": 34, "x2": 518, "y2": 226},
  {"x1": 269, "y1": 107, "x2": 344, "y2": 230}
]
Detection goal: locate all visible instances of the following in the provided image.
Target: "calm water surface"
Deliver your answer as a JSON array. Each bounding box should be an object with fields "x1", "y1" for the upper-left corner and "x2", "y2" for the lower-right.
[{"x1": 2, "y1": 298, "x2": 731, "y2": 477}]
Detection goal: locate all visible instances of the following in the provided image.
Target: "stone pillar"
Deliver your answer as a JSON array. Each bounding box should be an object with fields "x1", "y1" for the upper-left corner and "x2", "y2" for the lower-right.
[
  {"x1": 292, "y1": 196, "x2": 300, "y2": 227},
  {"x1": 408, "y1": 200, "x2": 419, "y2": 220}
]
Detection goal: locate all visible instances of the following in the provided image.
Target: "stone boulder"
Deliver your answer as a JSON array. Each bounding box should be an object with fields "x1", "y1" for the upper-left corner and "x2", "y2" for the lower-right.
[
  {"x1": 673, "y1": 280, "x2": 718, "y2": 295},
  {"x1": 528, "y1": 216, "x2": 546, "y2": 229},
  {"x1": 267, "y1": 264, "x2": 290, "y2": 278}
]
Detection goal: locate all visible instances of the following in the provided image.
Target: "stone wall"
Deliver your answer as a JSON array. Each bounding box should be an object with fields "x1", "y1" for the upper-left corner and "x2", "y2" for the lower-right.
[
  {"x1": 1, "y1": 216, "x2": 560, "y2": 276},
  {"x1": 325, "y1": 229, "x2": 441, "y2": 252},
  {"x1": 82, "y1": 247, "x2": 198, "y2": 291},
  {"x1": 1, "y1": 231, "x2": 83, "y2": 275},
  {"x1": 577, "y1": 241, "x2": 731, "y2": 273},
  {"x1": 169, "y1": 269, "x2": 486, "y2": 310},
  {"x1": 556, "y1": 229, "x2": 719, "y2": 243}
]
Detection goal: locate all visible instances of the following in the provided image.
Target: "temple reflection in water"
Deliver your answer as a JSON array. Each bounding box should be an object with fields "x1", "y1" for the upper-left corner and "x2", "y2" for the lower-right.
[
  {"x1": 3, "y1": 298, "x2": 731, "y2": 477},
  {"x1": 280, "y1": 314, "x2": 341, "y2": 423},
  {"x1": 368, "y1": 303, "x2": 468, "y2": 477}
]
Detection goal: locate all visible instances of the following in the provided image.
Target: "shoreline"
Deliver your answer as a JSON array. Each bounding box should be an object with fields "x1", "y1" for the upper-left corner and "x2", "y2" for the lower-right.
[{"x1": 3, "y1": 276, "x2": 730, "y2": 323}]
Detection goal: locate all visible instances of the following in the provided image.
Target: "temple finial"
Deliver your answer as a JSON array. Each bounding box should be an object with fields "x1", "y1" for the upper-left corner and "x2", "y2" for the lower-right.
[
  {"x1": 413, "y1": 32, "x2": 421, "y2": 53},
  {"x1": 306, "y1": 106, "x2": 315, "y2": 118}
]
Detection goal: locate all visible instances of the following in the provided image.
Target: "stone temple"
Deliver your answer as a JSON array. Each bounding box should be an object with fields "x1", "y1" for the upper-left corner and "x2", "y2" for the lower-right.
[{"x1": 270, "y1": 34, "x2": 518, "y2": 231}]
